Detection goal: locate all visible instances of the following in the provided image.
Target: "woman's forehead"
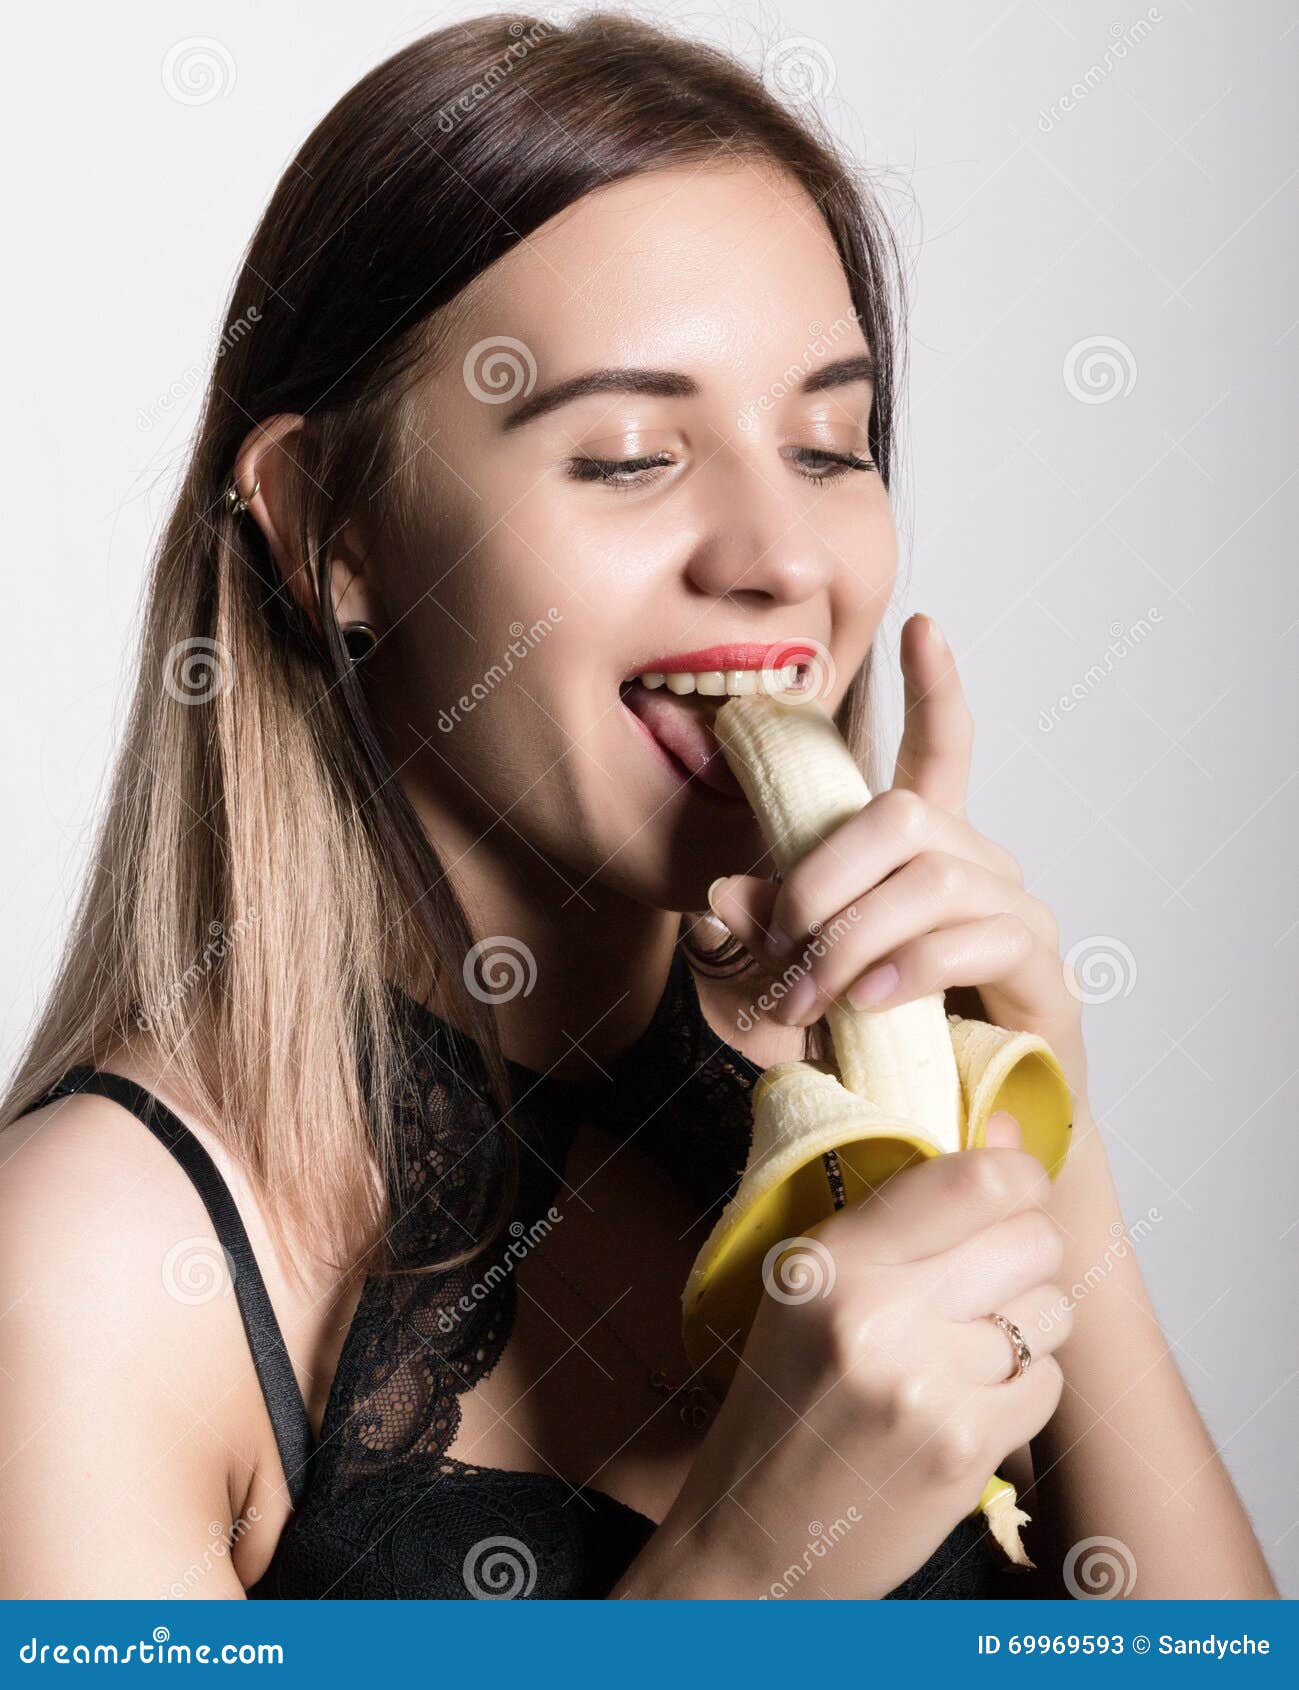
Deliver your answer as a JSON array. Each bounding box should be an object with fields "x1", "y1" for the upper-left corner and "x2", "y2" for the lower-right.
[{"x1": 438, "y1": 164, "x2": 863, "y2": 402}]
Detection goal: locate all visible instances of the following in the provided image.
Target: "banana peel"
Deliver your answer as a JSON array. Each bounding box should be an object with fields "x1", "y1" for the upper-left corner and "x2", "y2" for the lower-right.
[{"x1": 682, "y1": 1021, "x2": 1071, "y2": 1397}]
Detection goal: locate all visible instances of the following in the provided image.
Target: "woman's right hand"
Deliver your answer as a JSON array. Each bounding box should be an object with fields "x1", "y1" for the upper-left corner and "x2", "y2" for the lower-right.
[{"x1": 625, "y1": 1121, "x2": 1068, "y2": 1599}]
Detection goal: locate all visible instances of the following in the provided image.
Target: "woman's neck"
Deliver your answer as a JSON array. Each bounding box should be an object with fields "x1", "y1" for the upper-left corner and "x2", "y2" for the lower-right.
[{"x1": 416, "y1": 821, "x2": 684, "y2": 1083}]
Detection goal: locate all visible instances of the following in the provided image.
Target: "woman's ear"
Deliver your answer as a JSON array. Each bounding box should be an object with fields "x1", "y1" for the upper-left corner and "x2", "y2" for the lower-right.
[
  {"x1": 328, "y1": 538, "x2": 379, "y2": 648},
  {"x1": 231, "y1": 416, "x2": 380, "y2": 642}
]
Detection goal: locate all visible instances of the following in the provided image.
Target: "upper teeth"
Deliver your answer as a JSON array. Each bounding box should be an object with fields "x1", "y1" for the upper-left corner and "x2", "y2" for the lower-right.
[{"x1": 637, "y1": 667, "x2": 804, "y2": 697}]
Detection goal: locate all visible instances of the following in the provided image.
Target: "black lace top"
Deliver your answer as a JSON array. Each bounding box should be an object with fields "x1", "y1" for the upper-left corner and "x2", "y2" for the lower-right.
[{"x1": 44, "y1": 946, "x2": 1020, "y2": 1600}]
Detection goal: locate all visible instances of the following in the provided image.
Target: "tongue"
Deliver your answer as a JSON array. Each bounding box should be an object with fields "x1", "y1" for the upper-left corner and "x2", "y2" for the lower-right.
[{"x1": 623, "y1": 686, "x2": 746, "y2": 798}]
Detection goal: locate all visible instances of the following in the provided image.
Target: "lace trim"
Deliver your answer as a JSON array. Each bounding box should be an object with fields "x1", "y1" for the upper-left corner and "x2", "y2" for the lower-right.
[{"x1": 305, "y1": 946, "x2": 759, "y2": 1494}]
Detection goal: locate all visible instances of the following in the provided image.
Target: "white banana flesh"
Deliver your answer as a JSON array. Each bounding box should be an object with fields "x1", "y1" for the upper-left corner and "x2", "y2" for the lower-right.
[{"x1": 710, "y1": 693, "x2": 965, "y2": 1154}]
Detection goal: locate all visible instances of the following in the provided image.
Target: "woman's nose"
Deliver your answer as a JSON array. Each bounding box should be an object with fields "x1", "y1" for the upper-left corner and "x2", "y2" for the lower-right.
[{"x1": 682, "y1": 456, "x2": 836, "y2": 604}]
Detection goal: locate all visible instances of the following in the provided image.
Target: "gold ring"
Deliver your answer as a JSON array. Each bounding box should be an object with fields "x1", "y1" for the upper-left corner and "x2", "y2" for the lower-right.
[{"x1": 991, "y1": 1313, "x2": 1032, "y2": 1381}]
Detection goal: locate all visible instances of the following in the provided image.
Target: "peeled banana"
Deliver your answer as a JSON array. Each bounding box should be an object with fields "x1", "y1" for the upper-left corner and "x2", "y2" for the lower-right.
[{"x1": 681, "y1": 693, "x2": 1073, "y2": 1567}]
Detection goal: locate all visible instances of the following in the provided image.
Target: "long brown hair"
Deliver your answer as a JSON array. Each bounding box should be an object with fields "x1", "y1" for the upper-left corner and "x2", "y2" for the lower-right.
[{"x1": 2, "y1": 9, "x2": 905, "y2": 1285}]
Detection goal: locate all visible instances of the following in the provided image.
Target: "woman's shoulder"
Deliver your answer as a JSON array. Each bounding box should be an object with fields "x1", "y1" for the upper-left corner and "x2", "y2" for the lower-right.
[
  {"x1": 0, "y1": 1069, "x2": 274, "y2": 1594},
  {"x1": 1, "y1": 1069, "x2": 223, "y2": 1276},
  {"x1": 1, "y1": 1056, "x2": 266, "y2": 1295},
  {"x1": 0, "y1": 1053, "x2": 341, "y2": 1380},
  {"x1": 0, "y1": 1049, "x2": 377, "y2": 1591},
  {"x1": 0, "y1": 1063, "x2": 271, "y2": 1428},
  {"x1": 2, "y1": 1049, "x2": 364, "y2": 1408}
]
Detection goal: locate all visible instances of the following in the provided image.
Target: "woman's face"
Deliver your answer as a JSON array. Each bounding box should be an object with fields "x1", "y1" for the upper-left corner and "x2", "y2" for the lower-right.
[{"x1": 366, "y1": 160, "x2": 896, "y2": 910}]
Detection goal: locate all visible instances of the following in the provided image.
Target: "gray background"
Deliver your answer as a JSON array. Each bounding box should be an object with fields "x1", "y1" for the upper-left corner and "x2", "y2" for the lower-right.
[{"x1": 3, "y1": 1, "x2": 1295, "y2": 1593}]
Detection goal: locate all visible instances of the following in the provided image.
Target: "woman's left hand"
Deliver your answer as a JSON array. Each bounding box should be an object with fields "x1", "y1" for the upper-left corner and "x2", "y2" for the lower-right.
[{"x1": 709, "y1": 612, "x2": 1090, "y2": 1108}]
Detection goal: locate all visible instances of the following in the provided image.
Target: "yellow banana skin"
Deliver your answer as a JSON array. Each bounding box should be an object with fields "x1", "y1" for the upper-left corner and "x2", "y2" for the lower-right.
[{"x1": 681, "y1": 694, "x2": 1073, "y2": 1568}]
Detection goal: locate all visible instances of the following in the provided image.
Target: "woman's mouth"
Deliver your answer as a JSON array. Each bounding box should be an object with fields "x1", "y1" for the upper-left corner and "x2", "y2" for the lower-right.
[{"x1": 618, "y1": 643, "x2": 817, "y2": 804}]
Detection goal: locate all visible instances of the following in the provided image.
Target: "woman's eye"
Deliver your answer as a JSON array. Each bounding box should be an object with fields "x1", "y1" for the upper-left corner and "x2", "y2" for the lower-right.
[
  {"x1": 563, "y1": 446, "x2": 877, "y2": 490},
  {"x1": 787, "y1": 447, "x2": 877, "y2": 484},
  {"x1": 565, "y1": 452, "x2": 676, "y2": 487}
]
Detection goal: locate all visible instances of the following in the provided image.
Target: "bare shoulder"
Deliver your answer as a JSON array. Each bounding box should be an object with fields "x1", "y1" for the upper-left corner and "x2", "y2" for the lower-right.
[
  {"x1": 0, "y1": 1084, "x2": 262, "y2": 1596},
  {"x1": 0, "y1": 1082, "x2": 246, "y2": 1320}
]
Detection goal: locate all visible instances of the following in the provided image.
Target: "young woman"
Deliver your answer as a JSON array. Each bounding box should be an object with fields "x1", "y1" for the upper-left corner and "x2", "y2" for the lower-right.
[{"x1": 0, "y1": 12, "x2": 1275, "y2": 1600}]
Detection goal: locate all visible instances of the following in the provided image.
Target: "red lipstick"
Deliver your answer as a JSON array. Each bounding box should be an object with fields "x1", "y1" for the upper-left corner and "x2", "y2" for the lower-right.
[{"x1": 623, "y1": 641, "x2": 818, "y2": 679}]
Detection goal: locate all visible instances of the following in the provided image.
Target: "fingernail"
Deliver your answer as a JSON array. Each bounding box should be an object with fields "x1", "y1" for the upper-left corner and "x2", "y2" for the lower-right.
[
  {"x1": 706, "y1": 877, "x2": 729, "y2": 916},
  {"x1": 925, "y1": 615, "x2": 946, "y2": 650},
  {"x1": 984, "y1": 1110, "x2": 1022, "y2": 1149},
  {"x1": 776, "y1": 968, "x2": 819, "y2": 1024},
  {"x1": 847, "y1": 961, "x2": 899, "y2": 1009}
]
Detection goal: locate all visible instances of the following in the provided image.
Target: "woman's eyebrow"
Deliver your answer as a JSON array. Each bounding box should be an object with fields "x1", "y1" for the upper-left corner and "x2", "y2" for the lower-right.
[
  {"x1": 801, "y1": 352, "x2": 877, "y2": 397},
  {"x1": 498, "y1": 351, "x2": 876, "y2": 432}
]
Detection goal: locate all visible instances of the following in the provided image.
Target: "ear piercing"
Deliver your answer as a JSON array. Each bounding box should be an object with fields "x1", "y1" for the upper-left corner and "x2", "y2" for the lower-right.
[
  {"x1": 342, "y1": 622, "x2": 379, "y2": 665},
  {"x1": 224, "y1": 471, "x2": 375, "y2": 666},
  {"x1": 224, "y1": 473, "x2": 260, "y2": 517}
]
